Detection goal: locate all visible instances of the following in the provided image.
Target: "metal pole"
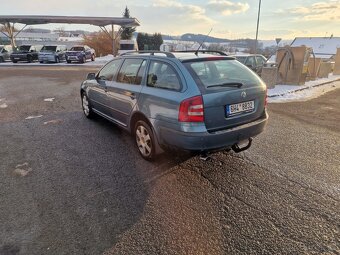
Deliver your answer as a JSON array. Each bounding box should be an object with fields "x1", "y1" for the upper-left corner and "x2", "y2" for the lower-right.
[{"x1": 254, "y1": 0, "x2": 262, "y2": 54}]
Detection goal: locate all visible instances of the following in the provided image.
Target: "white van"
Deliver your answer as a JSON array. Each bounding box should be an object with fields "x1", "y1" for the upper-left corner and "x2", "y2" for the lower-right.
[{"x1": 118, "y1": 40, "x2": 138, "y2": 55}]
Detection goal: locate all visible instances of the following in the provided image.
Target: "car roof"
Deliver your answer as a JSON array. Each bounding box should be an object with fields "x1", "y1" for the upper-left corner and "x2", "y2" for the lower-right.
[{"x1": 121, "y1": 51, "x2": 235, "y2": 62}]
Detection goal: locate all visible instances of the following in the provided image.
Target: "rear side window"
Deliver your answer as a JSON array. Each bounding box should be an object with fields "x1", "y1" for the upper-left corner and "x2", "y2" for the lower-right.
[
  {"x1": 147, "y1": 61, "x2": 181, "y2": 91},
  {"x1": 117, "y1": 59, "x2": 145, "y2": 85},
  {"x1": 97, "y1": 59, "x2": 123, "y2": 81},
  {"x1": 184, "y1": 59, "x2": 262, "y2": 89}
]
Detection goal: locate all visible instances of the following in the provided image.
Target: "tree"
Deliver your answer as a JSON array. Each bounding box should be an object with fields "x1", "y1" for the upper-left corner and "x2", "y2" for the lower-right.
[
  {"x1": 84, "y1": 30, "x2": 118, "y2": 57},
  {"x1": 137, "y1": 32, "x2": 163, "y2": 51},
  {"x1": 121, "y1": 6, "x2": 136, "y2": 40}
]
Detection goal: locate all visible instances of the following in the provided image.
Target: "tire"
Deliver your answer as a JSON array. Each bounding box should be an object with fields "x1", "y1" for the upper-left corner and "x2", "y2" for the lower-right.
[
  {"x1": 67, "y1": 60, "x2": 71, "y2": 63},
  {"x1": 27, "y1": 56, "x2": 32, "y2": 63},
  {"x1": 12, "y1": 60, "x2": 17, "y2": 63},
  {"x1": 134, "y1": 120, "x2": 156, "y2": 161},
  {"x1": 0, "y1": 57, "x2": 4, "y2": 63},
  {"x1": 91, "y1": 54, "x2": 95, "y2": 61},
  {"x1": 81, "y1": 92, "x2": 94, "y2": 118},
  {"x1": 39, "y1": 61, "x2": 44, "y2": 64},
  {"x1": 55, "y1": 56, "x2": 60, "y2": 63},
  {"x1": 81, "y1": 56, "x2": 86, "y2": 64}
]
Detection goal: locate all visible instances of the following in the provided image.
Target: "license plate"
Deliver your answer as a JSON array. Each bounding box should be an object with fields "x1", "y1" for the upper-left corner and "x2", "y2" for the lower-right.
[{"x1": 226, "y1": 100, "x2": 255, "y2": 116}]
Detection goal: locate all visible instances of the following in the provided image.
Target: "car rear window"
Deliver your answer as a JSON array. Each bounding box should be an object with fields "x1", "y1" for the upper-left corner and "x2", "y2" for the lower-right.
[
  {"x1": 41, "y1": 46, "x2": 57, "y2": 52},
  {"x1": 70, "y1": 47, "x2": 84, "y2": 51},
  {"x1": 184, "y1": 59, "x2": 262, "y2": 89}
]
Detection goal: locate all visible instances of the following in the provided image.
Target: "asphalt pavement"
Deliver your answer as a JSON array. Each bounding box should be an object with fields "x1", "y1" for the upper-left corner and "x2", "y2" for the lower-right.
[{"x1": 0, "y1": 66, "x2": 339, "y2": 255}]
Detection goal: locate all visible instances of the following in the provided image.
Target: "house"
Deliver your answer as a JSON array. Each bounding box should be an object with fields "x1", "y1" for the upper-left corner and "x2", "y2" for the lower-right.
[{"x1": 291, "y1": 36, "x2": 340, "y2": 60}]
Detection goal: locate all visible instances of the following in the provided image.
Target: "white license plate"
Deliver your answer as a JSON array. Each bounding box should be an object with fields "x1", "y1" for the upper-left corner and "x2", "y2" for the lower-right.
[{"x1": 226, "y1": 100, "x2": 255, "y2": 116}]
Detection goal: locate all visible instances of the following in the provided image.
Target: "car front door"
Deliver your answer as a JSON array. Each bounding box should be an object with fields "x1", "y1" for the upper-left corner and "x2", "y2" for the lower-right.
[
  {"x1": 87, "y1": 59, "x2": 123, "y2": 116},
  {"x1": 105, "y1": 58, "x2": 147, "y2": 127}
]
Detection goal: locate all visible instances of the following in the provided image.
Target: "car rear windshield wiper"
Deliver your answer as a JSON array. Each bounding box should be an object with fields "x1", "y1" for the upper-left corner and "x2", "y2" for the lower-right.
[{"x1": 207, "y1": 82, "x2": 243, "y2": 88}]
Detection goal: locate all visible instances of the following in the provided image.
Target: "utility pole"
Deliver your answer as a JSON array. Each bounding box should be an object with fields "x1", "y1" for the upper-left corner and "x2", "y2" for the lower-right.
[{"x1": 254, "y1": 0, "x2": 262, "y2": 54}]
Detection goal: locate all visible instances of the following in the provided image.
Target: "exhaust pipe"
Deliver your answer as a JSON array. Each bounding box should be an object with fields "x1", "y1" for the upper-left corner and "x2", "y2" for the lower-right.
[{"x1": 232, "y1": 137, "x2": 253, "y2": 153}]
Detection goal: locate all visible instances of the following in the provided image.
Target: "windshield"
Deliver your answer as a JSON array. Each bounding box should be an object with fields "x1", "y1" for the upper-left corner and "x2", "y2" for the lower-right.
[
  {"x1": 70, "y1": 47, "x2": 84, "y2": 51},
  {"x1": 184, "y1": 59, "x2": 263, "y2": 88},
  {"x1": 41, "y1": 46, "x2": 57, "y2": 52},
  {"x1": 18, "y1": 45, "x2": 31, "y2": 51}
]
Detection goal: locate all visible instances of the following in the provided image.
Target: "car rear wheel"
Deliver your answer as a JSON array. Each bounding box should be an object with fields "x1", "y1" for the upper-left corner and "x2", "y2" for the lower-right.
[
  {"x1": 91, "y1": 54, "x2": 95, "y2": 61},
  {"x1": 27, "y1": 56, "x2": 32, "y2": 63},
  {"x1": 12, "y1": 60, "x2": 17, "y2": 63},
  {"x1": 81, "y1": 56, "x2": 86, "y2": 64},
  {"x1": 55, "y1": 56, "x2": 60, "y2": 63},
  {"x1": 67, "y1": 60, "x2": 71, "y2": 63},
  {"x1": 0, "y1": 57, "x2": 4, "y2": 62},
  {"x1": 135, "y1": 120, "x2": 156, "y2": 161},
  {"x1": 81, "y1": 92, "x2": 94, "y2": 118}
]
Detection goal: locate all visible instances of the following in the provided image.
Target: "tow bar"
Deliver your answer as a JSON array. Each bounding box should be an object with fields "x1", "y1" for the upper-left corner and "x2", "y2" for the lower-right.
[{"x1": 232, "y1": 137, "x2": 253, "y2": 153}]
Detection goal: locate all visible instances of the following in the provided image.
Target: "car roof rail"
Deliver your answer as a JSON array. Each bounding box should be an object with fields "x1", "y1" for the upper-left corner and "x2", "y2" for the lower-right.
[
  {"x1": 120, "y1": 51, "x2": 176, "y2": 58},
  {"x1": 174, "y1": 50, "x2": 229, "y2": 56}
]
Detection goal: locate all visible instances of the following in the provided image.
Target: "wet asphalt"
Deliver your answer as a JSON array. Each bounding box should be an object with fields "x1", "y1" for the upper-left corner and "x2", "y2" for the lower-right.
[{"x1": 0, "y1": 66, "x2": 339, "y2": 255}]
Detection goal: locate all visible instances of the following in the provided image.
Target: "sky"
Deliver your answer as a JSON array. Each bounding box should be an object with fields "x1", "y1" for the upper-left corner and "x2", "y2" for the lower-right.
[{"x1": 1, "y1": 0, "x2": 339, "y2": 39}]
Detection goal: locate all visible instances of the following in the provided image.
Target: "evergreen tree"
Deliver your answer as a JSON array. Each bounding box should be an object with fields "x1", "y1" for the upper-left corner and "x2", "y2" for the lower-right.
[{"x1": 121, "y1": 6, "x2": 136, "y2": 40}]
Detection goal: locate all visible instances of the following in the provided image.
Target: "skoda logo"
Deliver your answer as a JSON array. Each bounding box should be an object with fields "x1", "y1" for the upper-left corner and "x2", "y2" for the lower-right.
[{"x1": 241, "y1": 91, "x2": 247, "y2": 98}]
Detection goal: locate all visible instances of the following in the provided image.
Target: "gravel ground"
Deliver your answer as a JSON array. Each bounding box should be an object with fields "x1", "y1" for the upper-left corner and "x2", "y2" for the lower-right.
[{"x1": 0, "y1": 67, "x2": 339, "y2": 255}]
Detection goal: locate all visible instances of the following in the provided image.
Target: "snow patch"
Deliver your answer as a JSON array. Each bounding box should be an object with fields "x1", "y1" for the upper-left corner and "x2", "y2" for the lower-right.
[
  {"x1": 268, "y1": 74, "x2": 340, "y2": 103},
  {"x1": 13, "y1": 162, "x2": 32, "y2": 177},
  {"x1": 0, "y1": 103, "x2": 8, "y2": 109},
  {"x1": 44, "y1": 98, "x2": 55, "y2": 102},
  {"x1": 25, "y1": 115, "x2": 43, "y2": 120}
]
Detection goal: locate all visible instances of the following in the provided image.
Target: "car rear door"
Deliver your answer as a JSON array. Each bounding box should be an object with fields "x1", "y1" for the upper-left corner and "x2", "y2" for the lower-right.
[
  {"x1": 184, "y1": 58, "x2": 266, "y2": 132},
  {"x1": 105, "y1": 58, "x2": 147, "y2": 127}
]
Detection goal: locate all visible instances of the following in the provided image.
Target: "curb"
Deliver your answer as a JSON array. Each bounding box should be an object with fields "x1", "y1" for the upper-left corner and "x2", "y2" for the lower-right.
[{"x1": 268, "y1": 78, "x2": 340, "y2": 98}]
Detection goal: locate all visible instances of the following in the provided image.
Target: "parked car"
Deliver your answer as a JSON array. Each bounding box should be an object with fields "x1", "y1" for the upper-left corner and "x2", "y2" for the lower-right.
[
  {"x1": 10, "y1": 45, "x2": 43, "y2": 63},
  {"x1": 0, "y1": 45, "x2": 13, "y2": 62},
  {"x1": 233, "y1": 54, "x2": 267, "y2": 75},
  {"x1": 65, "y1": 45, "x2": 95, "y2": 63},
  {"x1": 80, "y1": 51, "x2": 268, "y2": 160},
  {"x1": 38, "y1": 45, "x2": 67, "y2": 63}
]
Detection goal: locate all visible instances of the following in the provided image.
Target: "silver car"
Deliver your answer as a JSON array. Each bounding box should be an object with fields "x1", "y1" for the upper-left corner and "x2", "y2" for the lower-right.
[
  {"x1": 0, "y1": 45, "x2": 13, "y2": 62},
  {"x1": 80, "y1": 51, "x2": 268, "y2": 160}
]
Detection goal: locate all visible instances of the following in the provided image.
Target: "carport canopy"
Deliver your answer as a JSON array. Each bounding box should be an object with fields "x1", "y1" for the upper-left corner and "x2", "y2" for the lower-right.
[{"x1": 0, "y1": 15, "x2": 140, "y2": 52}]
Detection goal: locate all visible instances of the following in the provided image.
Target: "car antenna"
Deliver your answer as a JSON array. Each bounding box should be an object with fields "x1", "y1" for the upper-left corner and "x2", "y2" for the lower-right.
[{"x1": 195, "y1": 28, "x2": 213, "y2": 56}]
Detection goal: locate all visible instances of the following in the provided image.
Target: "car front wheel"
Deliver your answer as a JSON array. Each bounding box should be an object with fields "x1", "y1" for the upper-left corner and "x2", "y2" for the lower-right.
[
  {"x1": 135, "y1": 120, "x2": 156, "y2": 161},
  {"x1": 81, "y1": 92, "x2": 94, "y2": 118}
]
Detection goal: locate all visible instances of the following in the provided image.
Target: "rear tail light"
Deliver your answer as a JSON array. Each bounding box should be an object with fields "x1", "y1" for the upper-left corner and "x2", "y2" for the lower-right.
[
  {"x1": 178, "y1": 96, "x2": 204, "y2": 122},
  {"x1": 264, "y1": 88, "x2": 268, "y2": 108}
]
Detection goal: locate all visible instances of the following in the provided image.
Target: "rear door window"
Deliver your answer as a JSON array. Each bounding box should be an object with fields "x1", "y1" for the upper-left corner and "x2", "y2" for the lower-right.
[
  {"x1": 117, "y1": 58, "x2": 145, "y2": 85},
  {"x1": 256, "y1": 56, "x2": 266, "y2": 66},
  {"x1": 245, "y1": 56, "x2": 255, "y2": 67},
  {"x1": 147, "y1": 61, "x2": 181, "y2": 91}
]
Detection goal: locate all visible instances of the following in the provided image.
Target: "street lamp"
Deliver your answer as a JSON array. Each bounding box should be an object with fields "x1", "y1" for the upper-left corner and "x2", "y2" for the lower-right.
[{"x1": 254, "y1": 0, "x2": 262, "y2": 54}]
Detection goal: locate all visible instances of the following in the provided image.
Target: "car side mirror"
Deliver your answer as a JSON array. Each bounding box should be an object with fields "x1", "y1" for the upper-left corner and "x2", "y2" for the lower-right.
[{"x1": 86, "y1": 73, "x2": 96, "y2": 80}]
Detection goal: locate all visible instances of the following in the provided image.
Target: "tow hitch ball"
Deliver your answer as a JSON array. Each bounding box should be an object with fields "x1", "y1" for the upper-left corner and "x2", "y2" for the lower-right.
[{"x1": 232, "y1": 137, "x2": 253, "y2": 153}]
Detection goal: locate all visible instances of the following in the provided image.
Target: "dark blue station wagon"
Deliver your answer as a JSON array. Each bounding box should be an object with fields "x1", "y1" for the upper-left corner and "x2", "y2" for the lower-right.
[{"x1": 80, "y1": 51, "x2": 268, "y2": 160}]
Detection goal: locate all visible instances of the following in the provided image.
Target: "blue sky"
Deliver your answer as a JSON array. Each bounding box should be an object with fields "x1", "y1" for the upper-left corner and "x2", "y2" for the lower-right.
[{"x1": 1, "y1": 0, "x2": 339, "y2": 39}]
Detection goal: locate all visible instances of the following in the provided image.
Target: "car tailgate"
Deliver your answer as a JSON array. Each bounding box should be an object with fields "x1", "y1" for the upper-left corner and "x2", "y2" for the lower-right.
[{"x1": 203, "y1": 85, "x2": 266, "y2": 132}]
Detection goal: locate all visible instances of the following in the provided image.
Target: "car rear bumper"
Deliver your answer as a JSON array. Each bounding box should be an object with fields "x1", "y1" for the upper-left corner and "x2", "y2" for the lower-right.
[{"x1": 156, "y1": 111, "x2": 268, "y2": 152}]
